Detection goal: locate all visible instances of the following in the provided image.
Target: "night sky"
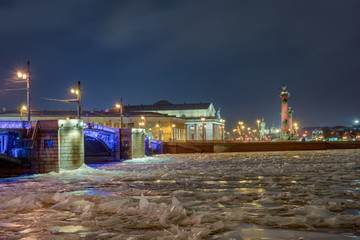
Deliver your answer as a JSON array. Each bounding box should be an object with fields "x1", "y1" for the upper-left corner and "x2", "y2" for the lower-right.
[{"x1": 1, "y1": 1, "x2": 360, "y2": 129}]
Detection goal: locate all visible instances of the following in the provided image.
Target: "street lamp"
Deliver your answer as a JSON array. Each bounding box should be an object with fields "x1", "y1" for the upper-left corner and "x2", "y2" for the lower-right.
[
  {"x1": 172, "y1": 124, "x2": 176, "y2": 141},
  {"x1": 115, "y1": 101, "x2": 124, "y2": 159},
  {"x1": 141, "y1": 116, "x2": 147, "y2": 136},
  {"x1": 232, "y1": 128, "x2": 237, "y2": 140},
  {"x1": 19, "y1": 105, "x2": 27, "y2": 121},
  {"x1": 17, "y1": 61, "x2": 31, "y2": 124},
  {"x1": 201, "y1": 117, "x2": 206, "y2": 142},
  {"x1": 238, "y1": 121, "x2": 244, "y2": 139},
  {"x1": 257, "y1": 119, "x2": 261, "y2": 140},
  {"x1": 294, "y1": 122, "x2": 299, "y2": 137},
  {"x1": 190, "y1": 125, "x2": 195, "y2": 140},
  {"x1": 70, "y1": 81, "x2": 81, "y2": 119}
]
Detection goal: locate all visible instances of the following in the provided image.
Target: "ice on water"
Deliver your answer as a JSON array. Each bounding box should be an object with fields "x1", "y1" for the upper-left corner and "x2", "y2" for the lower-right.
[{"x1": 0, "y1": 149, "x2": 359, "y2": 239}]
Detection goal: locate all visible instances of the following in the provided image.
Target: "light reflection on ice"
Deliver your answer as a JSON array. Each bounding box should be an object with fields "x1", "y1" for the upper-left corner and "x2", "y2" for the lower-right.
[{"x1": 0, "y1": 150, "x2": 359, "y2": 239}]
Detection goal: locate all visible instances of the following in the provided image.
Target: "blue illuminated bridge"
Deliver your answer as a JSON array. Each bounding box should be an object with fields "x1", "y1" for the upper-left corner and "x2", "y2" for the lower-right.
[{"x1": 0, "y1": 120, "x2": 118, "y2": 166}]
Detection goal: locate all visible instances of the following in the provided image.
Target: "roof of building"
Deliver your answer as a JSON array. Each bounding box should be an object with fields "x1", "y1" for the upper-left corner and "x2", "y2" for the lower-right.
[{"x1": 124, "y1": 100, "x2": 212, "y2": 111}]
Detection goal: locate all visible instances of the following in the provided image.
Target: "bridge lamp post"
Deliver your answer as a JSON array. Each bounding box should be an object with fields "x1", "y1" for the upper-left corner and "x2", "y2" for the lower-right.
[
  {"x1": 17, "y1": 61, "x2": 31, "y2": 124},
  {"x1": 115, "y1": 102, "x2": 123, "y2": 159},
  {"x1": 257, "y1": 119, "x2": 261, "y2": 140},
  {"x1": 141, "y1": 116, "x2": 147, "y2": 136}
]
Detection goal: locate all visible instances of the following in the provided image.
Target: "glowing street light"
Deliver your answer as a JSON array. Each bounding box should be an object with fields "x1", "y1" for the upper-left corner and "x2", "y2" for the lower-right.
[
  {"x1": 355, "y1": 120, "x2": 359, "y2": 125},
  {"x1": 19, "y1": 105, "x2": 27, "y2": 121},
  {"x1": 115, "y1": 100, "x2": 124, "y2": 159},
  {"x1": 201, "y1": 117, "x2": 206, "y2": 142},
  {"x1": 172, "y1": 124, "x2": 176, "y2": 141},
  {"x1": 141, "y1": 116, "x2": 147, "y2": 136},
  {"x1": 294, "y1": 122, "x2": 299, "y2": 136},
  {"x1": 66, "y1": 81, "x2": 81, "y2": 119},
  {"x1": 17, "y1": 61, "x2": 31, "y2": 123}
]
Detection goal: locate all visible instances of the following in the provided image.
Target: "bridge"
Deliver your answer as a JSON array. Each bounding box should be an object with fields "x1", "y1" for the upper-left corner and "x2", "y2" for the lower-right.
[{"x1": 0, "y1": 120, "x2": 156, "y2": 177}]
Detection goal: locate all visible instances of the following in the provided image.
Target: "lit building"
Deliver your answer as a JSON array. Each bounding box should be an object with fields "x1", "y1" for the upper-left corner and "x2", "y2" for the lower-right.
[{"x1": 124, "y1": 100, "x2": 225, "y2": 141}]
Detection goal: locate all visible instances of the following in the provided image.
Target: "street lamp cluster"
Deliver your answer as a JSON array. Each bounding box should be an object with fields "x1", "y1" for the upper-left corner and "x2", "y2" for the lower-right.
[{"x1": 232, "y1": 119, "x2": 263, "y2": 141}]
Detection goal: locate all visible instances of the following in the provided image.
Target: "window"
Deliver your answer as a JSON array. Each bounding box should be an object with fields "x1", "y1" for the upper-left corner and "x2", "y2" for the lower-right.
[{"x1": 44, "y1": 140, "x2": 53, "y2": 148}]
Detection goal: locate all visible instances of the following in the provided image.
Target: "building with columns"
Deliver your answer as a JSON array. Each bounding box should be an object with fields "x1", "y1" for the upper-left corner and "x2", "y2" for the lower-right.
[{"x1": 125, "y1": 100, "x2": 225, "y2": 141}]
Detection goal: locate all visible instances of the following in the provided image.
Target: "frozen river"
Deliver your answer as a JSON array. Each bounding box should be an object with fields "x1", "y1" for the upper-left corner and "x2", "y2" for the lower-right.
[{"x1": 0, "y1": 149, "x2": 359, "y2": 239}]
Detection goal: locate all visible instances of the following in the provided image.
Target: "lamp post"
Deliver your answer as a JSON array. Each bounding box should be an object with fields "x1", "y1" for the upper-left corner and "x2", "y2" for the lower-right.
[
  {"x1": 257, "y1": 119, "x2": 261, "y2": 140},
  {"x1": 141, "y1": 116, "x2": 147, "y2": 136},
  {"x1": 232, "y1": 128, "x2": 237, "y2": 140},
  {"x1": 115, "y1": 101, "x2": 123, "y2": 159},
  {"x1": 190, "y1": 125, "x2": 195, "y2": 140},
  {"x1": 238, "y1": 121, "x2": 244, "y2": 139},
  {"x1": 17, "y1": 61, "x2": 31, "y2": 124},
  {"x1": 19, "y1": 105, "x2": 27, "y2": 121},
  {"x1": 241, "y1": 125, "x2": 245, "y2": 140},
  {"x1": 201, "y1": 117, "x2": 206, "y2": 142},
  {"x1": 70, "y1": 81, "x2": 81, "y2": 119},
  {"x1": 172, "y1": 124, "x2": 176, "y2": 141},
  {"x1": 294, "y1": 122, "x2": 299, "y2": 137}
]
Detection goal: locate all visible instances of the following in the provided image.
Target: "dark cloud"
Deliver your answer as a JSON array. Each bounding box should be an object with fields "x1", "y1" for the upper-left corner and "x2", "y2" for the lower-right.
[{"x1": 0, "y1": 0, "x2": 360, "y2": 128}]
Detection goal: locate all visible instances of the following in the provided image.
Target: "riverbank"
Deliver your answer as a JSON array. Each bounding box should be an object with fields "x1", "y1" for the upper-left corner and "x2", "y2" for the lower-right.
[{"x1": 163, "y1": 141, "x2": 360, "y2": 154}]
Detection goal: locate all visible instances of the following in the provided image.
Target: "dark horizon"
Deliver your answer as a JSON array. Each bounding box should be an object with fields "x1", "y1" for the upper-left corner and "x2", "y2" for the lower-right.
[{"x1": 1, "y1": 1, "x2": 360, "y2": 129}]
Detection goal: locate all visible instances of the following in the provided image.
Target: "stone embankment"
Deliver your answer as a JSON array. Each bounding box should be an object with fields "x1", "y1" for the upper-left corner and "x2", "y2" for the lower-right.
[{"x1": 163, "y1": 141, "x2": 360, "y2": 154}]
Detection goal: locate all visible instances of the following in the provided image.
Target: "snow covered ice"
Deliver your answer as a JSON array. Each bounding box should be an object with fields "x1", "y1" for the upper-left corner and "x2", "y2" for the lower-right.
[{"x1": 0, "y1": 149, "x2": 359, "y2": 239}]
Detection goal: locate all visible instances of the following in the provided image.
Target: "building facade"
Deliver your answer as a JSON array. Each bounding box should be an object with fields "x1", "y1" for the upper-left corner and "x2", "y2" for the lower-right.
[{"x1": 125, "y1": 100, "x2": 225, "y2": 141}]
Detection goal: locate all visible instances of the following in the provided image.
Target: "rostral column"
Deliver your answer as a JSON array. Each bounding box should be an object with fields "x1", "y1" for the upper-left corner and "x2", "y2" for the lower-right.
[{"x1": 280, "y1": 85, "x2": 290, "y2": 133}]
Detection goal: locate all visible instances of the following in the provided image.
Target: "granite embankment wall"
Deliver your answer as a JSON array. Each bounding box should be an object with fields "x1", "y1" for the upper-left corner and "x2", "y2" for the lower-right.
[{"x1": 163, "y1": 141, "x2": 360, "y2": 154}]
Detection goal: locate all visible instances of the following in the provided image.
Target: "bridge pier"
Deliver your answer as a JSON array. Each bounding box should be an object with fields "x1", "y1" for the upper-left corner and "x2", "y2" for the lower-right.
[{"x1": 31, "y1": 119, "x2": 84, "y2": 173}]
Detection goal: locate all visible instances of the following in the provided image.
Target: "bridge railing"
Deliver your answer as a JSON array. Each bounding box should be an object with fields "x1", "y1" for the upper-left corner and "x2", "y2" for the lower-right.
[{"x1": 83, "y1": 123, "x2": 116, "y2": 133}]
